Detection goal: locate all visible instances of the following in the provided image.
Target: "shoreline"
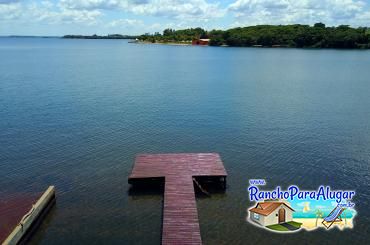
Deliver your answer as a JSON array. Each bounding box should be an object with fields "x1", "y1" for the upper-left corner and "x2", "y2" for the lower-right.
[
  {"x1": 135, "y1": 41, "x2": 192, "y2": 46},
  {"x1": 132, "y1": 41, "x2": 370, "y2": 50}
]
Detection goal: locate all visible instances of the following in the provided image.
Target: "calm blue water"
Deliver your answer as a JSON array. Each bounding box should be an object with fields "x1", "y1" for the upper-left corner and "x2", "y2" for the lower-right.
[{"x1": 1, "y1": 38, "x2": 370, "y2": 244}]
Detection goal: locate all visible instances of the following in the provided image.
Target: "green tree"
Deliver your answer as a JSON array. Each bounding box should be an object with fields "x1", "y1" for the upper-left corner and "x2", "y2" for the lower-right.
[
  {"x1": 139, "y1": 24, "x2": 370, "y2": 49},
  {"x1": 314, "y1": 22, "x2": 326, "y2": 28}
]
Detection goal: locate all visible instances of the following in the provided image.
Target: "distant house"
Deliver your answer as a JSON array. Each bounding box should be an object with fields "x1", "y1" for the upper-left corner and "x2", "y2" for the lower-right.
[
  {"x1": 249, "y1": 201, "x2": 294, "y2": 226},
  {"x1": 192, "y1": 38, "x2": 210, "y2": 45}
]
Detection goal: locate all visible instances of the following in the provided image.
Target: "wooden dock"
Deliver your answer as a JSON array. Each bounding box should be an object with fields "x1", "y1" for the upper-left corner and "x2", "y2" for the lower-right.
[
  {"x1": 1, "y1": 186, "x2": 56, "y2": 245},
  {"x1": 0, "y1": 194, "x2": 39, "y2": 243},
  {"x1": 128, "y1": 153, "x2": 227, "y2": 245}
]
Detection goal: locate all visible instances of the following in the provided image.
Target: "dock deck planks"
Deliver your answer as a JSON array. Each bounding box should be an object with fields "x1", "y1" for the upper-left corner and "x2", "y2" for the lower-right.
[{"x1": 128, "y1": 153, "x2": 227, "y2": 245}]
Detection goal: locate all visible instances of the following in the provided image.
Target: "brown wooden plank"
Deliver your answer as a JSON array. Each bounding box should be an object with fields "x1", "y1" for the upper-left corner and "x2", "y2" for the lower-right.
[{"x1": 128, "y1": 153, "x2": 227, "y2": 245}]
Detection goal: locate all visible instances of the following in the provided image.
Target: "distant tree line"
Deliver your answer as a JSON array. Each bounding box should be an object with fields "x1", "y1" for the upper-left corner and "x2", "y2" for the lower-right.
[
  {"x1": 63, "y1": 34, "x2": 138, "y2": 39},
  {"x1": 140, "y1": 27, "x2": 207, "y2": 43},
  {"x1": 139, "y1": 24, "x2": 370, "y2": 49}
]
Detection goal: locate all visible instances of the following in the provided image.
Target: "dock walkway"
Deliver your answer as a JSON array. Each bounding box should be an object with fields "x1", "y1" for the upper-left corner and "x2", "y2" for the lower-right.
[{"x1": 128, "y1": 153, "x2": 227, "y2": 245}]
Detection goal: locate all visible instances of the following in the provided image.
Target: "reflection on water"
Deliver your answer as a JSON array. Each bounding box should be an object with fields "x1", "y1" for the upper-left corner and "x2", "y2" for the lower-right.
[
  {"x1": 26, "y1": 202, "x2": 57, "y2": 244},
  {"x1": 128, "y1": 180, "x2": 164, "y2": 197}
]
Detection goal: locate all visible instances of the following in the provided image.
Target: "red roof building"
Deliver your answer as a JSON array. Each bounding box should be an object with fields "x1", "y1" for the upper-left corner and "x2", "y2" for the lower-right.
[{"x1": 192, "y1": 38, "x2": 210, "y2": 45}]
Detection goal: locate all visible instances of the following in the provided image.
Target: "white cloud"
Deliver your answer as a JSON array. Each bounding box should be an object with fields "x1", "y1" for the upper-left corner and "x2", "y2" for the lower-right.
[
  {"x1": 229, "y1": 0, "x2": 290, "y2": 12},
  {"x1": 129, "y1": 0, "x2": 224, "y2": 20},
  {"x1": 228, "y1": 0, "x2": 370, "y2": 26},
  {"x1": 59, "y1": 0, "x2": 121, "y2": 10},
  {"x1": 0, "y1": 1, "x2": 22, "y2": 20},
  {"x1": 41, "y1": 9, "x2": 102, "y2": 25},
  {"x1": 0, "y1": 0, "x2": 21, "y2": 4},
  {"x1": 60, "y1": 0, "x2": 225, "y2": 20},
  {"x1": 355, "y1": 10, "x2": 370, "y2": 25},
  {"x1": 0, "y1": 0, "x2": 102, "y2": 25},
  {"x1": 2, "y1": 0, "x2": 370, "y2": 35},
  {"x1": 35, "y1": 2, "x2": 102, "y2": 25},
  {"x1": 107, "y1": 18, "x2": 143, "y2": 27}
]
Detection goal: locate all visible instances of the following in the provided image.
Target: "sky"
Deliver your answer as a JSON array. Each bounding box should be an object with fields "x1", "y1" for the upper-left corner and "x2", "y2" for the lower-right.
[
  {"x1": 290, "y1": 199, "x2": 356, "y2": 218},
  {"x1": 1, "y1": 0, "x2": 370, "y2": 36}
]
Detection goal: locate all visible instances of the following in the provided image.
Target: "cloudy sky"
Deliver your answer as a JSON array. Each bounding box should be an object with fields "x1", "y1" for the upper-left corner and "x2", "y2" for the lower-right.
[{"x1": 1, "y1": 0, "x2": 370, "y2": 36}]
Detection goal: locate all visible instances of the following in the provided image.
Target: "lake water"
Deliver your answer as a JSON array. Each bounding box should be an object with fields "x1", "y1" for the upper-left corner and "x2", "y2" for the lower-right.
[{"x1": 0, "y1": 38, "x2": 369, "y2": 244}]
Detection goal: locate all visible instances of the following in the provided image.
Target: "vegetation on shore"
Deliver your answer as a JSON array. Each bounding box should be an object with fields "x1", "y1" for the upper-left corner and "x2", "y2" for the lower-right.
[{"x1": 139, "y1": 24, "x2": 370, "y2": 49}]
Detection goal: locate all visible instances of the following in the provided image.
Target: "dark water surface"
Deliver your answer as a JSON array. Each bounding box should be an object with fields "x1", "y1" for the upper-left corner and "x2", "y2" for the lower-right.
[{"x1": 1, "y1": 38, "x2": 369, "y2": 244}]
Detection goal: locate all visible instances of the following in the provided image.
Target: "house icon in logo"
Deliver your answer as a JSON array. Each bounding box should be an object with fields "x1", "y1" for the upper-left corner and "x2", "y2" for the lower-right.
[{"x1": 249, "y1": 200, "x2": 295, "y2": 227}]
